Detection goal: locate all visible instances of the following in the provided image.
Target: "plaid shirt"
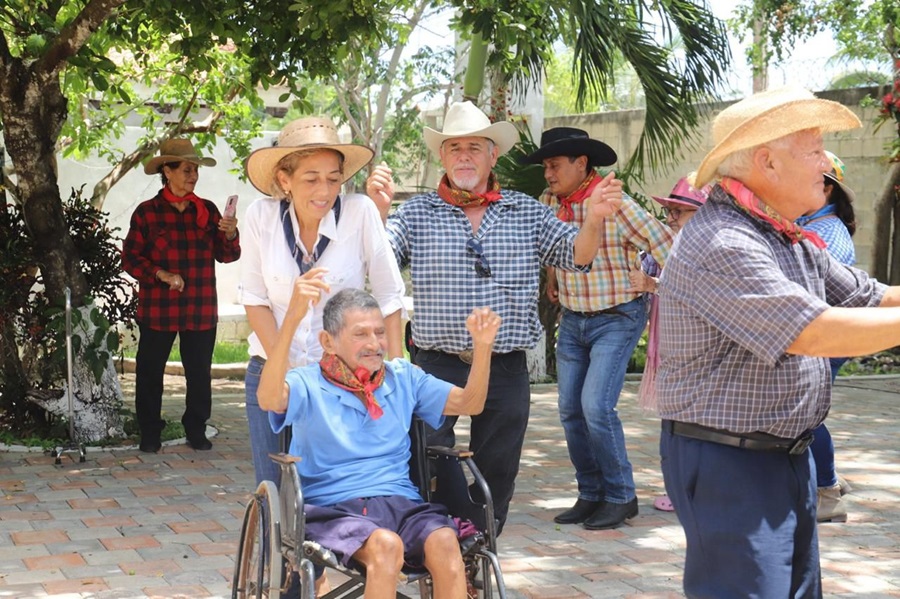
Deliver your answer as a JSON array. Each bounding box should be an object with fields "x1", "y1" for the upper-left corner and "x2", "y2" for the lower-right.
[
  {"x1": 796, "y1": 204, "x2": 856, "y2": 266},
  {"x1": 387, "y1": 189, "x2": 587, "y2": 353},
  {"x1": 541, "y1": 190, "x2": 673, "y2": 311},
  {"x1": 122, "y1": 192, "x2": 241, "y2": 331},
  {"x1": 656, "y1": 185, "x2": 886, "y2": 438}
]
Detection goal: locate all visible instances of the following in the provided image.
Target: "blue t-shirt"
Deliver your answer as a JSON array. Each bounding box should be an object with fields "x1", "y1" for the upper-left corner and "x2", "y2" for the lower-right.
[{"x1": 269, "y1": 358, "x2": 453, "y2": 507}]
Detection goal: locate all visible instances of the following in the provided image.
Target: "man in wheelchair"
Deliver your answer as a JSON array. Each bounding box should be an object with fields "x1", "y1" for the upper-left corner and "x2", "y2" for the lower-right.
[{"x1": 257, "y1": 268, "x2": 501, "y2": 598}]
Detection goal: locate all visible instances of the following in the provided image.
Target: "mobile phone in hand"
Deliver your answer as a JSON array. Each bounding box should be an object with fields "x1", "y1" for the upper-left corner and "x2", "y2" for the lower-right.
[{"x1": 224, "y1": 195, "x2": 238, "y2": 218}]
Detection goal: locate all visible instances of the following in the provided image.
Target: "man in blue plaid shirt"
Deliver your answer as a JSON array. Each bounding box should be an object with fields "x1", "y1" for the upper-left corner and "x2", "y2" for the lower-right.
[
  {"x1": 657, "y1": 87, "x2": 900, "y2": 597},
  {"x1": 366, "y1": 101, "x2": 623, "y2": 531}
]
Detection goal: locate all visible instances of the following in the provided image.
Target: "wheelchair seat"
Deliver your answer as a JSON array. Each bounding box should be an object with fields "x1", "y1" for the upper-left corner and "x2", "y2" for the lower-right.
[{"x1": 232, "y1": 418, "x2": 507, "y2": 599}]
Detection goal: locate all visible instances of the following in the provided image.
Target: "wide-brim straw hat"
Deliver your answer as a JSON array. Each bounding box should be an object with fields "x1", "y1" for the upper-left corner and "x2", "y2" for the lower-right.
[
  {"x1": 519, "y1": 126, "x2": 617, "y2": 166},
  {"x1": 143, "y1": 138, "x2": 217, "y2": 174},
  {"x1": 423, "y1": 101, "x2": 519, "y2": 157},
  {"x1": 694, "y1": 86, "x2": 861, "y2": 188},
  {"x1": 245, "y1": 117, "x2": 374, "y2": 195}
]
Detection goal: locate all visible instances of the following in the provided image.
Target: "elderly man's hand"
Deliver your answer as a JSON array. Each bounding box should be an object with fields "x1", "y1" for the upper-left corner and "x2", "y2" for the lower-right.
[
  {"x1": 466, "y1": 307, "x2": 501, "y2": 347},
  {"x1": 585, "y1": 171, "x2": 623, "y2": 222},
  {"x1": 284, "y1": 267, "x2": 331, "y2": 327},
  {"x1": 365, "y1": 163, "x2": 395, "y2": 222},
  {"x1": 627, "y1": 268, "x2": 658, "y2": 293}
]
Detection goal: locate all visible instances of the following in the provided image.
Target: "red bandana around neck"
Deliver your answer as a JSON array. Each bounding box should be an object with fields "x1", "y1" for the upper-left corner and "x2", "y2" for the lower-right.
[
  {"x1": 719, "y1": 177, "x2": 827, "y2": 249},
  {"x1": 162, "y1": 185, "x2": 209, "y2": 228},
  {"x1": 556, "y1": 171, "x2": 600, "y2": 222},
  {"x1": 319, "y1": 353, "x2": 385, "y2": 420},
  {"x1": 437, "y1": 173, "x2": 503, "y2": 208}
]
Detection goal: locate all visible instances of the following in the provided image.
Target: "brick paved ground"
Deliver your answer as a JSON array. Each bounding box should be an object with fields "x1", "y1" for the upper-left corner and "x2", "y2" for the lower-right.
[{"x1": 0, "y1": 374, "x2": 898, "y2": 598}]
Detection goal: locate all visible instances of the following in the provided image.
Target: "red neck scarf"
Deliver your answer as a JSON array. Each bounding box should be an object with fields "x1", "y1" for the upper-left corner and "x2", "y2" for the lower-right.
[
  {"x1": 319, "y1": 353, "x2": 385, "y2": 420},
  {"x1": 720, "y1": 177, "x2": 826, "y2": 249},
  {"x1": 437, "y1": 173, "x2": 502, "y2": 208},
  {"x1": 162, "y1": 185, "x2": 209, "y2": 228},
  {"x1": 556, "y1": 171, "x2": 600, "y2": 222}
]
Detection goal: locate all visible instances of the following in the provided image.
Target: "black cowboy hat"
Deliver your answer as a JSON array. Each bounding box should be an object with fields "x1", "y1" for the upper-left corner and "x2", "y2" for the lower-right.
[{"x1": 519, "y1": 127, "x2": 617, "y2": 166}]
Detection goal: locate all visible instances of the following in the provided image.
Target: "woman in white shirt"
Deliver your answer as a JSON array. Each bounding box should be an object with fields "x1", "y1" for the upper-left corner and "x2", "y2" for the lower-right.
[{"x1": 240, "y1": 117, "x2": 405, "y2": 487}]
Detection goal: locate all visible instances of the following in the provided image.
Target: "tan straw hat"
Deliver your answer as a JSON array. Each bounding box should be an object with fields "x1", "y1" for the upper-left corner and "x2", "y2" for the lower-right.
[
  {"x1": 245, "y1": 117, "x2": 374, "y2": 194},
  {"x1": 693, "y1": 86, "x2": 861, "y2": 188},
  {"x1": 424, "y1": 101, "x2": 519, "y2": 157},
  {"x1": 143, "y1": 138, "x2": 217, "y2": 174}
]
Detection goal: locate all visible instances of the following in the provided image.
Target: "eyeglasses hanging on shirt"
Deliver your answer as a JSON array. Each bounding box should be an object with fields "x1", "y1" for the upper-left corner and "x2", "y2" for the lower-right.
[
  {"x1": 466, "y1": 236, "x2": 492, "y2": 278},
  {"x1": 279, "y1": 197, "x2": 342, "y2": 274}
]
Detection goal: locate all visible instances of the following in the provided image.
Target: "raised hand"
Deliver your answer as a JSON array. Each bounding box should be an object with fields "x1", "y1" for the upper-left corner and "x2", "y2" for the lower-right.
[
  {"x1": 466, "y1": 307, "x2": 501, "y2": 347},
  {"x1": 284, "y1": 267, "x2": 331, "y2": 327},
  {"x1": 585, "y1": 171, "x2": 623, "y2": 222},
  {"x1": 365, "y1": 163, "x2": 395, "y2": 222}
]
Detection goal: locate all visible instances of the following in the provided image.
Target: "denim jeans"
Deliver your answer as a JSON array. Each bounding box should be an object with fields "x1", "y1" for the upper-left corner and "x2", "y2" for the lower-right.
[
  {"x1": 810, "y1": 357, "x2": 848, "y2": 488},
  {"x1": 245, "y1": 356, "x2": 282, "y2": 487},
  {"x1": 555, "y1": 296, "x2": 646, "y2": 504}
]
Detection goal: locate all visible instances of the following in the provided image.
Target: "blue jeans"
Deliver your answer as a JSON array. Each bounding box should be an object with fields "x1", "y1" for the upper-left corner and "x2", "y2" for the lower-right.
[
  {"x1": 555, "y1": 297, "x2": 646, "y2": 504},
  {"x1": 661, "y1": 424, "x2": 821, "y2": 598},
  {"x1": 245, "y1": 356, "x2": 282, "y2": 487}
]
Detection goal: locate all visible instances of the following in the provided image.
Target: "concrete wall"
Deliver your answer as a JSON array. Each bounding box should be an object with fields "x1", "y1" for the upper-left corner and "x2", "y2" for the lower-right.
[{"x1": 545, "y1": 87, "x2": 895, "y2": 275}]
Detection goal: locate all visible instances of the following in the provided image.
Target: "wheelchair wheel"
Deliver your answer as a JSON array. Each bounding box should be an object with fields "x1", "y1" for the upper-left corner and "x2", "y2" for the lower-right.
[{"x1": 232, "y1": 481, "x2": 284, "y2": 599}]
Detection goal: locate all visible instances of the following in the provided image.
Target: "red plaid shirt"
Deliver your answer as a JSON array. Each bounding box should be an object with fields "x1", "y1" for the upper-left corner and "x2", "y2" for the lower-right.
[{"x1": 122, "y1": 191, "x2": 241, "y2": 331}]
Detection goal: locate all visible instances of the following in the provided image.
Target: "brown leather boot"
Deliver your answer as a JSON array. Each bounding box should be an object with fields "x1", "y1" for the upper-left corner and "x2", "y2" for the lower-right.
[{"x1": 817, "y1": 483, "x2": 848, "y2": 523}]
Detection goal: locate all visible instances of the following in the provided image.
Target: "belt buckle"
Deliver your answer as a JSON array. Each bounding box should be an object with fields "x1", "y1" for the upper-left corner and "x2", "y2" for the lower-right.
[
  {"x1": 458, "y1": 349, "x2": 473, "y2": 364},
  {"x1": 788, "y1": 433, "x2": 813, "y2": 455}
]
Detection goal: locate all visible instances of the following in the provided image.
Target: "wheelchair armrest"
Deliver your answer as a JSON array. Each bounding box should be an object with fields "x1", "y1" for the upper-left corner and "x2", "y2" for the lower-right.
[
  {"x1": 268, "y1": 452, "x2": 302, "y2": 464},
  {"x1": 426, "y1": 445, "x2": 474, "y2": 459}
]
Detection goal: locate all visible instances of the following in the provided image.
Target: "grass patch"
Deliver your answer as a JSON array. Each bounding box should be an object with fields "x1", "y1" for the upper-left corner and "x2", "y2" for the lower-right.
[{"x1": 123, "y1": 340, "x2": 250, "y2": 364}]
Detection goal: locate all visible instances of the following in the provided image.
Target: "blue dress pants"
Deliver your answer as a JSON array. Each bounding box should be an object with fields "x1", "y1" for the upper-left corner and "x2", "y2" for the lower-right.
[{"x1": 660, "y1": 424, "x2": 822, "y2": 599}]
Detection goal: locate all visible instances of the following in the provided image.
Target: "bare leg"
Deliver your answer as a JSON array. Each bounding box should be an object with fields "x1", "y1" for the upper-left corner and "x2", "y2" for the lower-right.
[
  {"x1": 351, "y1": 528, "x2": 404, "y2": 599},
  {"x1": 315, "y1": 572, "x2": 331, "y2": 597},
  {"x1": 423, "y1": 527, "x2": 466, "y2": 599}
]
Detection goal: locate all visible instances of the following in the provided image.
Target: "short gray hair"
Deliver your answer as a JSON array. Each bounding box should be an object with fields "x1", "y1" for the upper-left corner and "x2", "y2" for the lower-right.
[
  {"x1": 322, "y1": 289, "x2": 381, "y2": 335},
  {"x1": 716, "y1": 132, "x2": 802, "y2": 180}
]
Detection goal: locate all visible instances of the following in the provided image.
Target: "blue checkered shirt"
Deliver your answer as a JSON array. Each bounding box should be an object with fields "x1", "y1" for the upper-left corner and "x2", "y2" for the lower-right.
[
  {"x1": 387, "y1": 189, "x2": 586, "y2": 353},
  {"x1": 657, "y1": 185, "x2": 886, "y2": 438}
]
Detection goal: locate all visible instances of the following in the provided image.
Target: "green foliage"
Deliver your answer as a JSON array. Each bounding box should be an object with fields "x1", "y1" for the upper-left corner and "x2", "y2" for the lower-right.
[{"x1": 0, "y1": 189, "x2": 135, "y2": 412}]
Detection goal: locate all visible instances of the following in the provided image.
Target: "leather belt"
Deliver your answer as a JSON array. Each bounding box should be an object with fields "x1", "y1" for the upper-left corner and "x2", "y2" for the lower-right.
[
  {"x1": 566, "y1": 306, "x2": 624, "y2": 318},
  {"x1": 663, "y1": 420, "x2": 814, "y2": 455}
]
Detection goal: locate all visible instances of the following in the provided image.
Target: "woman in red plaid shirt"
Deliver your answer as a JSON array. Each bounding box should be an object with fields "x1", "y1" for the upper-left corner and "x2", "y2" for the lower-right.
[{"x1": 122, "y1": 139, "x2": 241, "y2": 453}]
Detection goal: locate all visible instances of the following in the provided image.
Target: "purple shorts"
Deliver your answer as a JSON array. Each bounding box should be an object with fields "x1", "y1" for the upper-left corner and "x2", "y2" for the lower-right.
[{"x1": 304, "y1": 496, "x2": 455, "y2": 569}]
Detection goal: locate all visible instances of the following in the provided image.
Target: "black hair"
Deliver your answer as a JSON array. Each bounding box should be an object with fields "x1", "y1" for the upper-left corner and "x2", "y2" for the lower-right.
[
  {"x1": 825, "y1": 179, "x2": 856, "y2": 237},
  {"x1": 159, "y1": 161, "x2": 183, "y2": 186}
]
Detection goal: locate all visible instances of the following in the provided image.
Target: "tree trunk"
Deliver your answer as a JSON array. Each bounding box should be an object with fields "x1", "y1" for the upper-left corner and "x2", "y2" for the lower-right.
[
  {"x1": 871, "y1": 162, "x2": 900, "y2": 283},
  {"x1": 0, "y1": 50, "x2": 124, "y2": 442}
]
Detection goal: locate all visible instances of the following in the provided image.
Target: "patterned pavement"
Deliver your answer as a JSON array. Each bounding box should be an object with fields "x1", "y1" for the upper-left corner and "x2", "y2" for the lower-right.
[{"x1": 0, "y1": 373, "x2": 898, "y2": 598}]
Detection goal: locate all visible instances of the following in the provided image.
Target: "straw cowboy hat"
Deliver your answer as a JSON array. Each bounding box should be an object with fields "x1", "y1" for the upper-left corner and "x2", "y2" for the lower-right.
[
  {"x1": 423, "y1": 101, "x2": 519, "y2": 157},
  {"x1": 693, "y1": 86, "x2": 861, "y2": 188},
  {"x1": 652, "y1": 176, "x2": 710, "y2": 209},
  {"x1": 143, "y1": 139, "x2": 217, "y2": 174},
  {"x1": 519, "y1": 127, "x2": 617, "y2": 167},
  {"x1": 245, "y1": 117, "x2": 374, "y2": 195}
]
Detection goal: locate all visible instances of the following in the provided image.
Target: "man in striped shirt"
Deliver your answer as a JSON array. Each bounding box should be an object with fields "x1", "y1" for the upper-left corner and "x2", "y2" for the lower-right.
[
  {"x1": 365, "y1": 101, "x2": 623, "y2": 532},
  {"x1": 521, "y1": 128, "x2": 673, "y2": 530}
]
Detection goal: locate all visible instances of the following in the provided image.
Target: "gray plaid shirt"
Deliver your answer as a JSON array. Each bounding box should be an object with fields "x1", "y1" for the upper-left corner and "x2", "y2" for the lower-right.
[
  {"x1": 657, "y1": 185, "x2": 886, "y2": 438},
  {"x1": 387, "y1": 189, "x2": 586, "y2": 354}
]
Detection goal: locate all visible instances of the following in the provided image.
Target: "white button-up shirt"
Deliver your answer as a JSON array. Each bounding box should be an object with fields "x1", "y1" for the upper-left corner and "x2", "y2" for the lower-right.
[{"x1": 239, "y1": 193, "x2": 405, "y2": 367}]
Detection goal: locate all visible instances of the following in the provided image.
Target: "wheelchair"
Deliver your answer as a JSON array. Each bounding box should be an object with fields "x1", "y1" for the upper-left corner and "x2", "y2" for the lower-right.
[{"x1": 232, "y1": 419, "x2": 507, "y2": 598}]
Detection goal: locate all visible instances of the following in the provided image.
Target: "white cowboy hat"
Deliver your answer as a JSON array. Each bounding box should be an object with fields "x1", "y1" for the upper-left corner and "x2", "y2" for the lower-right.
[
  {"x1": 245, "y1": 117, "x2": 374, "y2": 195},
  {"x1": 423, "y1": 101, "x2": 519, "y2": 157},
  {"x1": 143, "y1": 138, "x2": 217, "y2": 174},
  {"x1": 693, "y1": 86, "x2": 861, "y2": 188}
]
